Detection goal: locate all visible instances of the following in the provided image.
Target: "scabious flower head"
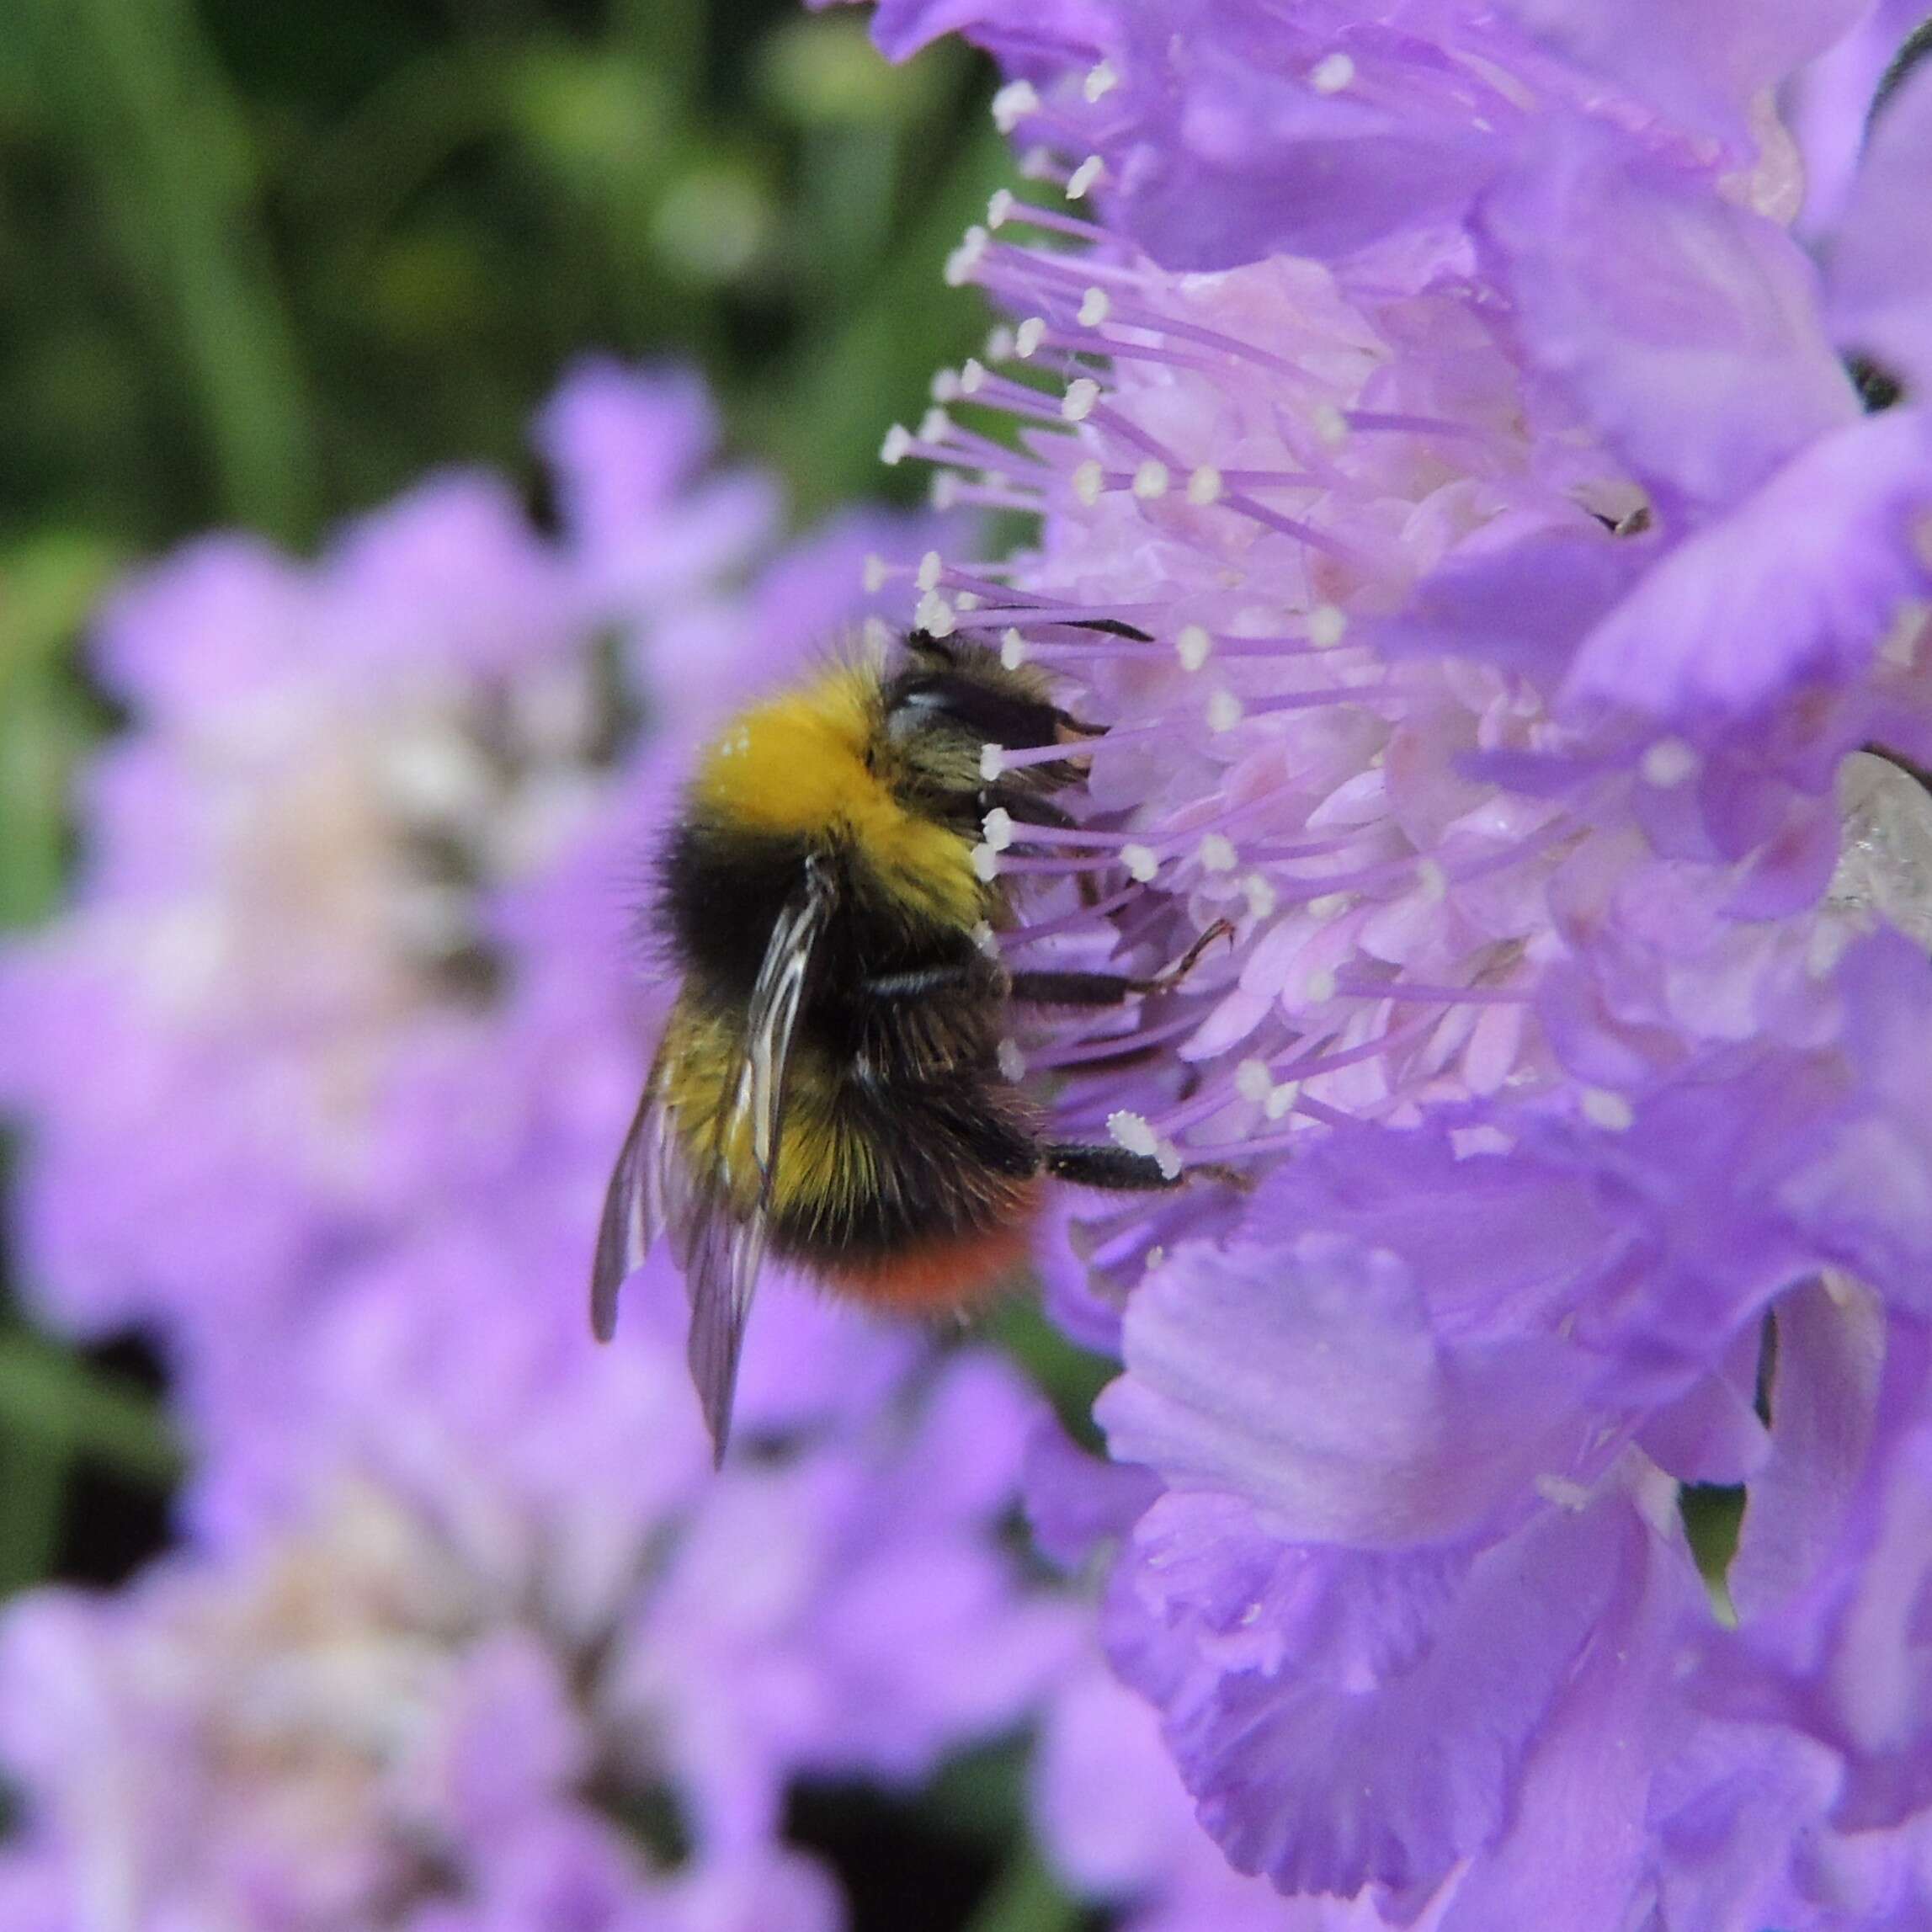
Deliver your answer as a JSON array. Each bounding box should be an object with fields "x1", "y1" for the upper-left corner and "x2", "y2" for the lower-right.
[{"x1": 860, "y1": 0, "x2": 1932, "y2": 1919}]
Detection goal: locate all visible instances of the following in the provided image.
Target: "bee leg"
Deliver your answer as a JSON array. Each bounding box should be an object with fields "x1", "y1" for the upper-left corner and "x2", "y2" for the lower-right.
[
  {"x1": 862, "y1": 963, "x2": 985, "y2": 1000},
  {"x1": 1043, "y1": 1144, "x2": 1253, "y2": 1194},
  {"x1": 1007, "y1": 919, "x2": 1236, "y2": 1009},
  {"x1": 1042, "y1": 1144, "x2": 1182, "y2": 1190}
]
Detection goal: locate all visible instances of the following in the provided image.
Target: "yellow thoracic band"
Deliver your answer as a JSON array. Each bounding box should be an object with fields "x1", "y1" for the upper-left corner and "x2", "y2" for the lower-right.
[{"x1": 690, "y1": 666, "x2": 983, "y2": 929}]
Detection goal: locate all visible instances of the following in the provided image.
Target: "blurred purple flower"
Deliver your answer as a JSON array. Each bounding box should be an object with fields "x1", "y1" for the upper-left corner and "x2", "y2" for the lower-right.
[
  {"x1": 865, "y1": 0, "x2": 1932, "y2": 1919},
  {"x1": 0, "y1": 356, "x2": 1083, "y2": 1924},
  {"x1": 0, "y1": 359, "x2": 924, "y2": 1350}
]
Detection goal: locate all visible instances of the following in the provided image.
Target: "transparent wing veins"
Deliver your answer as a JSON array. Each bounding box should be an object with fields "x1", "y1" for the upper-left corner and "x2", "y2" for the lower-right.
[{"x1": 588, "y1": 856, "x2": 838, "y2": 1466}]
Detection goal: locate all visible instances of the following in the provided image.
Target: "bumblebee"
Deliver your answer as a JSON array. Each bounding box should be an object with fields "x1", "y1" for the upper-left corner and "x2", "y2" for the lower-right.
[{"x1": 591, "y1": 631, "x2": 1221, "y2": 1461}]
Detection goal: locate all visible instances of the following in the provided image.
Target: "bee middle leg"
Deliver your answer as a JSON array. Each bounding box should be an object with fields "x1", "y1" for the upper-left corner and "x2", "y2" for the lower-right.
[{"x1": 1007, "y1": 919, "x2": 1235, "y2": 1009}]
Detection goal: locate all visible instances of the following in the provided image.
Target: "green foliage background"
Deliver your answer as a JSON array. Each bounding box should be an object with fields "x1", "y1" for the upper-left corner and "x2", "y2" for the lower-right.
[{"x1": 0, "y1": 5, "x2": 1112, "y2": 1924}]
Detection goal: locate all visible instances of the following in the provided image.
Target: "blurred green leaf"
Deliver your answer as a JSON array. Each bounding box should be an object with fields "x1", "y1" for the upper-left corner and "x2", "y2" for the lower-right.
[
  {"x1": 0, "y1": 533, "x2": 120, "y2": 682},
  {"x1": 961, "y1": 1844, "x2": 1084, "y2": 1932},
  {"x1": 758, "y1": 15, "x2": 950, "y2": 128},
  {"x1": 978, "y1": 1295, "x2": 1115, "y2": 1453},
  {"x1": 0, "y1": 1433, "x2": 71, "y2": 1596},
  {"x1": 0, "y1": 1330, "x2": 182, "y2": 1487},
  {"x1": 14, "y1": 0, "x2": 317, "y2": 538},
  {"x1": 924, "y1": 1733, "x2": 1031, "y2": 1846},
  {"x1": 0, "y1": 532, "x2": 119, "y2": 928},
  {"x1": 758, "y1": 119, "x2": 1011, "y2": 517},
  {"x1": 651, "y1": 159, "x2": 778, "y2": 285}
]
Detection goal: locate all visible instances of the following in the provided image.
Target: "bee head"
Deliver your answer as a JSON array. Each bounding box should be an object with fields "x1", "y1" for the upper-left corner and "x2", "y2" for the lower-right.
[{"x1": 879, "y1": 631, "x2": 1086, "y2": 812}]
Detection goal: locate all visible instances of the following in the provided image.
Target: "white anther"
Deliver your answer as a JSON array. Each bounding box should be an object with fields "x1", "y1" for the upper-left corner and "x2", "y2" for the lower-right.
[
  {"x1": 998, "y1": 1039, "x2": 1029, "y2": 1082},
  {"x1": 956, "y1": 590, "x2": 981, "y2": 612},
  {"x1": 982, "y1": 807, "x2": 1015, "y2": 852},
  {"x1": 1243, "y1": 873, "x2": 1278, "y2": 919},
  {"x1": 1582, "y1": 1088, "x2": 1635, "y2": 1132},
  {"x1": 1307, "y1": 892, "x2": 1349, "y2": 920},
  {"x1": 1066, "y1": 154, "x2": 1104, "y2": 199},
  {"x1": 971, "y1": 843, "x2": 1002, "y2": 881},
  {"x1": 1001, "y1": 629, "x2": 1029, "y2": 669},
  {"x1": 1072, "y1": 460, "x2": 1105, "y2": 505},
  {"x1": 1187, "y1": 465, "x2": 1223, "y2": 505},
  {"x1": 1132, "y1": 460, "x2": 1170, "y2": 499},
  {"x1": 1122, "y1": 843, "x2": 1160, "y2": 882},
  {"x1": 1062, "y1": 377, "x2": 1100, "y2": 422},
  {"x1": 1308, "y1": 603, "x2": 1348, "y2": 648},
  {"x1": 1310, "y1": 51, "x2": 1355, "y2": 92},
  {"x1": 959, "y1": 359, "x2": 987, "y2": 396},
  {"x1": 916, "y1": 550, "x2": 945, "y2": 592},
  {"x1": 1265, "y1": 1079, "x2": 1301, "y2": 1120},
  {"x1": 932, "y1": 368, "x2": 962, "y2": 403},
  {"x1": 1642, "y1": 737, "x2": 1699, "y2": 789},
  {"x1": 1109, "y1": 1110, "x2": 1159, "y2": 1157},
  {"x1": 1302, "y1": 966, "x2": 1338, "y2": 1003},
  {"x1": 1083, "y1": 59, "x2": 1120, "y2": 101},
  {"x1": 929, "y1": 473, "x2": 961, "y2": 509},
  {"x1": 1176, "y1": 624, "x2": 1212, "y2": 671},
  {"x1": 916, "y1": 591, "x2": 956, "y2": 638},
  {"x1": 1155, "y1": 1140, "x2": 1184, "y2": 1182},
  {"x1": 1312, "y1": 402, "x2": 1350, "y2": 446},
  {"x1": 979, "y1": 744, "x2": 1005, "y2": 782},
  {"x1": 863, "y1": 554, "x2": 891, "y2": 593},
  {"x1": 881, "y1": 424, "x2": 913, "y2": 466},
  {"x1": 1416, "y1": 858, "x2": 1448, "y2": 905},
  {"x1": 944, "y1": 226, "x2": 988, "y2": 285},
  {"x1": 1014, "y1": 316, "x2": 1047, "y2": 359},
  {"x1": 987, "y1": 189, "x2": 1016, "y2": 228},
  {"x1": 982, "y1": 324, "x2": 1015, "y2": 362},
  {"x1": 1078, "y1": 286, "x2": 1111, "y2": 327},
  {"x1": 991, "y1": 79, "x2": 1040, "y2": 132},
  {"x1": 1235, "y1": 1058, "x2": 1274, "y2": 1103},
  {"x1": 1144, "y1": 1245, "x2": 1166, "y2": 1271},
  {"x1": 1198, "y1": 833, "x2": 1237, "y2": 872},
  {"x1": 972, "y1": 920, "x2": 999, "y2": 956},
  {"x1": 917, "y1": 407, "x2": 952, "y2": 442},
  {"x1": 1207, "y1": 688, "x2": 1244, "y2": 732}
]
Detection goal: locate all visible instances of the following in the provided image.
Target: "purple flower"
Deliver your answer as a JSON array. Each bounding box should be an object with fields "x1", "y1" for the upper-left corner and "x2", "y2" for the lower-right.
[
  {"x1": 0, "y1": 1481, "x2": 847, "y2": 1932},
  {"x1": 863, "y1": 0, "x2": 1932, "y2": 1917},
  {"x1": 0, "y1": 354, "x2": 1086, "y2": 1924},
  {"x1": 0, "y1": 359, "x2": 924, "y2": 1349}
]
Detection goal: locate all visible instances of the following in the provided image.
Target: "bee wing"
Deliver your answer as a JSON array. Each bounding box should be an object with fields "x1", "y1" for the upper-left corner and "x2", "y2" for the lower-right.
[
  {"x1": 590, "y1": 1039, "x2": 679, "y2": 1344},
  {"x1": 684, "y1": 854, "x2": 839, "y2": 1463}
]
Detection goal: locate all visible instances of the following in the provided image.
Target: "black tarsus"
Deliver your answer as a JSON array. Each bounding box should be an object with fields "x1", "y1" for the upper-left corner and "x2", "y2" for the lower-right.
[
  {"x1": 1043, "y1": 1143, "x2": 1181, "y2": 1190},
  {"x1": 1008, "y1": 919, "x2": 1236, "y2": 1009}
]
